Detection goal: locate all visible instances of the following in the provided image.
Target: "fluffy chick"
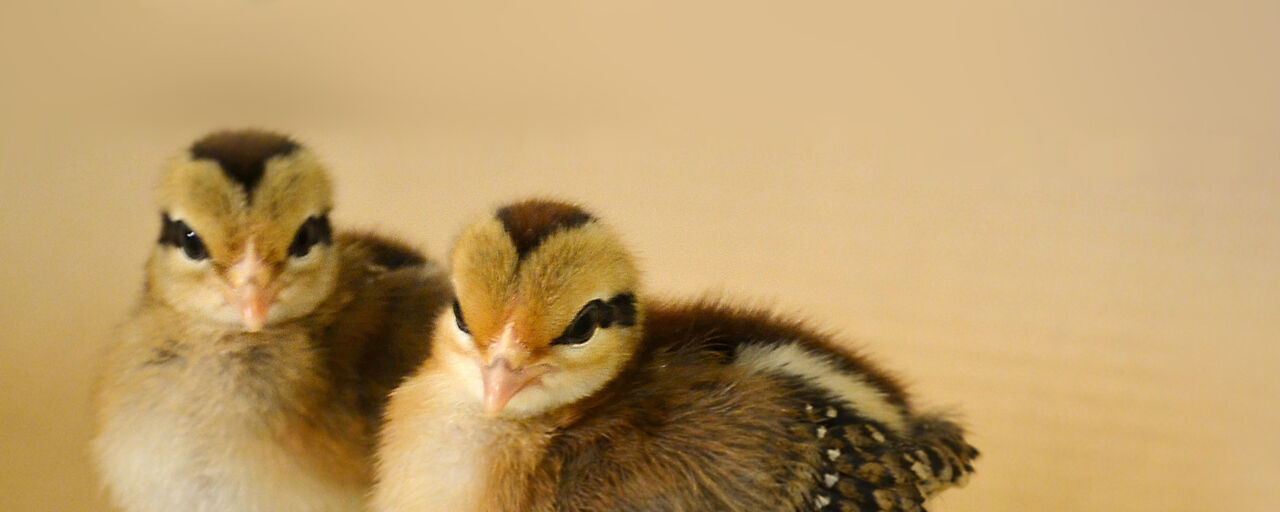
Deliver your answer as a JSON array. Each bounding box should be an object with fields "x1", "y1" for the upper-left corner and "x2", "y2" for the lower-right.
[
  {"x1": 373, "y1": 199, "x2": 977, "y2": 512},
  {"x1": 92, "y1": 129, "x2": 452, "y2": 512}
]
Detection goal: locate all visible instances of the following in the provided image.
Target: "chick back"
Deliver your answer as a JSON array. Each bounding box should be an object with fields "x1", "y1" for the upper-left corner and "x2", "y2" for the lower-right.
[
  {"x1": 323, "y1": 232, "x2": 453, "y2": 425},
  {"x1": 538, "y1": 299, "x2": 976, "y2": 512}
]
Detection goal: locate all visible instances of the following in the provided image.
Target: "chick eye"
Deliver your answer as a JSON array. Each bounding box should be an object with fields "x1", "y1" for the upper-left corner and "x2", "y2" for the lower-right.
[
  {"x1": 452, "y1": 299, "x2": 470, "y2": 334},
  {"x1": 288, "y1": 215, "x2": 332, "y2": 258},
  {"x1": 159, "y1": 214, "x2": 208, "y2": 261},
  {"x1": 551, "y1": 300, "x2": 604, "y2": 346}
]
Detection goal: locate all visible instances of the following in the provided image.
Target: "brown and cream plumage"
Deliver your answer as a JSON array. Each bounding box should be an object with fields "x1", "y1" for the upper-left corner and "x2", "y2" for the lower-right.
[
  {"x1": 92, "y1": 129, "x2": 452, "y2": 512},
  {"x1": 373, "y1": 199, "x2": 976, "y2": 512}
]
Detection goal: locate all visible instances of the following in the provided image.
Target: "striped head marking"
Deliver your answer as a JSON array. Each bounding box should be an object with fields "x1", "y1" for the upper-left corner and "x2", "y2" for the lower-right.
[
  {"x1": 149, "y1": 129, "x2": 337, "y2": 332},
  {"x1": 443, "y1": 200, "x2": 642, "y2": 417}
]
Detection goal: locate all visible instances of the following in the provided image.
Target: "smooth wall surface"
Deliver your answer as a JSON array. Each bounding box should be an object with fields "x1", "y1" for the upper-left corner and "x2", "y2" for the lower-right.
[{"x1": 2, "y1": 2, "x2": 1277, "y2": 510}]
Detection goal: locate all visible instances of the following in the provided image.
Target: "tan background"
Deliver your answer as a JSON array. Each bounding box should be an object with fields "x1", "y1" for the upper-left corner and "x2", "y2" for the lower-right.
[{"x1": 2, "y1": 1, "x2": 1277, "y2": 510}]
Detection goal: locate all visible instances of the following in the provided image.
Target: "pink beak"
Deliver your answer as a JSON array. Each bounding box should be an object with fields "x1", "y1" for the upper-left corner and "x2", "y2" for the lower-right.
[
  {"x1": 482, "y1": 358, "x2": 539, "y2": 416},
  {"x1": 234, "y1": 284, "x2": 272, "y2": 332},
  {"x1": 225, "y1": 243, "x2": 276, "y2": 332}
]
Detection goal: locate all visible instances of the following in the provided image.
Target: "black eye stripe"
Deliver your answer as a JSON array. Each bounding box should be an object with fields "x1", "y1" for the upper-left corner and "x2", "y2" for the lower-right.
[
  {"x1": 288, "y1": 214, "x2": 332, "y2": 258},
  {"x1": 158, "y1": 213, "x2": 208, "y2": 260},
  {"x1": 452, "y1": 299, "x2": 470, "y2": 334},
  {"x1": 551, "y1": 302, "x2": 601, "y2": 346},
  {"x1": 604, "y1": 293, "x2": 637, "y2": 328},
  {"x1": 550, "y1": 293, "x2": 636, "y2": 346}
]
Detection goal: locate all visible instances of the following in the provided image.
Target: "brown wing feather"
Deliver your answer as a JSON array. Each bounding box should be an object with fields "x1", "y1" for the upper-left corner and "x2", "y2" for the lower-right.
[
  {"x1": 541, "y1": 353, "x2": 820, "y2": 512},
  {"x1": 535, "y1": 301, "x2": 975, "y2": 512},
  {"x1": 791, "y1": 383, "x2": 978, "y2": 511},
  {"x1": 322, "y1": 231, "x2": 452, "y2": 423}
]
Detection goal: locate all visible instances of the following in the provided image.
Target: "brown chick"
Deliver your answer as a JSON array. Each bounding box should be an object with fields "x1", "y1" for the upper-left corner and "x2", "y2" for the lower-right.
[
  {"x1": 92, "y1": 129, "x2": 453, "y2": 512},
  {"x1": 373, "y1": 199, "x2": 977, "y2": 512}
]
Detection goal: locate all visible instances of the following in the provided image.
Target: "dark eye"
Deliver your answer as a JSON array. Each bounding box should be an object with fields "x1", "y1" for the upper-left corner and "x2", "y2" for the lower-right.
[
  {"x1": 288, "y1": 215, "x2": 332, "y2": 258},
  {"x1": 452, "y1": 299, "x2": 470, "y2": 334},
  {"x1": 180, "y1": 229, "x2": 207, "y2": 260},
  {"x1": 159, "y1": 214, "x2": 208, "y2": 260},
  {"x1": 551, "y1": 300, "x2": 604, "y2": 346}
]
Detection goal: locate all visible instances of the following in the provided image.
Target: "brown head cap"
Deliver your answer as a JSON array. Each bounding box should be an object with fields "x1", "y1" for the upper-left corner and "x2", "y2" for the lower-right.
[
  {"x1": 495, "y1": 199, "x2": 595, "y2": 260},
  {"x1": 189, "y1": 129, "x2": 300, "y2": 199}
]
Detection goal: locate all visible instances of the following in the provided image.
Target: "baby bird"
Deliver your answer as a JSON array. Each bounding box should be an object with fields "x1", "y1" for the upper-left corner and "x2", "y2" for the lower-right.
[
  {"x1": 374, "y1": 199, "x2": 977, "y2": 512},
  {"x1": 92, "y1": 129, "x2": 452, "y2": 512}
]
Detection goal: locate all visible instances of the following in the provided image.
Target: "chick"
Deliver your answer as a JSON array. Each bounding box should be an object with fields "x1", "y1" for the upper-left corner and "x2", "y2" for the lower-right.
[
  {"x1": 374, "y1": 199, "x2": 977, "y2": 512},
  {"x1": 92, "y1": 129, "x2": 452, "y2": 512}
]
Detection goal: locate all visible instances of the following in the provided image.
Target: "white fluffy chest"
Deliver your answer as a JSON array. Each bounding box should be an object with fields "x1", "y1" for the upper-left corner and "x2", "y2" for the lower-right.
[
  {"x1": 373, "y1": 372, "x2": 499, "y2": 512},
  {"x1": 95, "y1": 402, "x2": 366, "y2": 512},
  {"x1": 93, "y1": 344, "x2": 366, "y2": 512}
]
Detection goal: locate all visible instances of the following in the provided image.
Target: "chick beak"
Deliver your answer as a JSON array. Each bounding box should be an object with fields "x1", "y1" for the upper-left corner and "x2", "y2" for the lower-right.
[
  {"x1": 226, "y1": 243, "x2": 276, "y2": 332},
  {"x1": 482, "y1": 357, "x2": 537, "y2": 416},
  {"x1": 235, "y1": 284, "x2": 271, "y2": 332}
]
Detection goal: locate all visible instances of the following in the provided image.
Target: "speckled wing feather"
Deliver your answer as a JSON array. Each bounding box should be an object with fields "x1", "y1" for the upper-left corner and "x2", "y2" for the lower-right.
[{"x1": 789, "y1": 383, "x2": 978, "y2": 512}]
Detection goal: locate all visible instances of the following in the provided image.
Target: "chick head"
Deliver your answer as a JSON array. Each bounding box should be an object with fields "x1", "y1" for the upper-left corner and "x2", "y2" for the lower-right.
[
  {"x1": 443, "y1": 199, "x2": 642, "y2": 418},
  {"x1": 148, "y1": 129, "x2": 337, "y2": 332}
]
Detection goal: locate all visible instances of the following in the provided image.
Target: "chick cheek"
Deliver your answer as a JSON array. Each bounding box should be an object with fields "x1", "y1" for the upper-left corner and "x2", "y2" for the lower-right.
[{"x1": 482, "y1": 359, "x2": 540, "y2": 416}]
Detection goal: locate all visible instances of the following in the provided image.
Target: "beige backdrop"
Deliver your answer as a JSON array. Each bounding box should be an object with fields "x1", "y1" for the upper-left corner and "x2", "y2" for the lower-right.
[{"x1": 2, "y1": 1, "x2": 1277, "y2": 511}]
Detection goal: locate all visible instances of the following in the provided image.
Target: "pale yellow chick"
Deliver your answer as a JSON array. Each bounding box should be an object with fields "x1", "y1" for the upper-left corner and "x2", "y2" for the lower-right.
[{"x1": 93, "y1": 129, "x2": 451, "y2": 512}]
